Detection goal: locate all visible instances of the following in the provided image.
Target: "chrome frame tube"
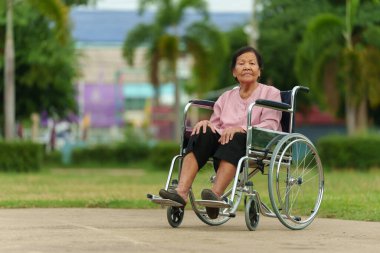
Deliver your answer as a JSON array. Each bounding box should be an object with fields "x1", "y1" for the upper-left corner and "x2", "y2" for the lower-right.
[
  {"x1": 164, "y1": 155, "x2": 182, "y2": 190},
  {"x1": 231, "y1": 156, "x2": 257, "y2": 202},
  {"x1": 181, "y1": 101, "x2": 214, "y2": 154},
  {"x1": 181, "y1": 102, "x2": 193, "y2": 153}
]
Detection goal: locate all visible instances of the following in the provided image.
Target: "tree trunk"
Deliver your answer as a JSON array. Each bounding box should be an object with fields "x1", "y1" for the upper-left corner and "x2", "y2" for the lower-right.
[
  {"x1": 345, "y1": 92, "x2": 356, "y2": 136},
  {"x1": 4, "y1": 0, "x2": 15, "y2": 140},
  {"x1": 150, "y1": 51, "x2": 160, "y2": 107},
  {"x1": 172, "y1": 26, "x2": 181, "y2": 142},
  {"x1": 356, "y1": 98, "x2": 368, "y2": 133},
  {"x1": 173, "y1": 72, "x2": 181, "y2": 141}
]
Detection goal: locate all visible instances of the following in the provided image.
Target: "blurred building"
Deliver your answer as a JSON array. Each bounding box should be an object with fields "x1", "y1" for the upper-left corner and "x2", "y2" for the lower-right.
[{"x1": 70, "y1": 9, "x2": 250, "y2": 139}]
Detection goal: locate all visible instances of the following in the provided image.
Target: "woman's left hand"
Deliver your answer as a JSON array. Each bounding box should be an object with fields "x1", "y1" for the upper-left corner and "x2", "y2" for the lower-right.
[{"x1": 219, "y1": 127, "x2": 245, "y2": 145}]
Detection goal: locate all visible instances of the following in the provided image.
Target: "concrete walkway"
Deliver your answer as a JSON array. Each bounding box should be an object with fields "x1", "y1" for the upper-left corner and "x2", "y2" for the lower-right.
[{"x1": 0, "y1": 208, "x2": 379, "y2": 253}]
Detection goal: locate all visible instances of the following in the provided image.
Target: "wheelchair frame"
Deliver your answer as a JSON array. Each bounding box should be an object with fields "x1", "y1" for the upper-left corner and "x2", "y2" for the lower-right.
[{"x1": 148, "y1": 86, "x2": 324, "y2": 230}]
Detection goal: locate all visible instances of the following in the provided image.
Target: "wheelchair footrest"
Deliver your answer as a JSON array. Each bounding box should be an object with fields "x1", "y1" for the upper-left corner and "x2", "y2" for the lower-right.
[
  {"x1": 194, "y1": 200, "x2": 231, "y2": 208},
  {"x1": 147, "y1": 194, "x2": 184, "y2": 207}
]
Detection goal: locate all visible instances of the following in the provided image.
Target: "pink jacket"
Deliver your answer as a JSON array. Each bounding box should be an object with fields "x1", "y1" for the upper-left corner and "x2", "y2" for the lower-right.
[{"x1": 210, "y1": 83, "x2": 282, "y2": 134}]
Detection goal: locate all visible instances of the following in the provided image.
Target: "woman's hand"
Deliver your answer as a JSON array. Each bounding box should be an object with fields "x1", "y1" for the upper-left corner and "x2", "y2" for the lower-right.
[
  {"x1": 219, "y1": 127, "x2": 245, "y2": 145},
  {"x1": 191, "y1": 120, "x2": 216, "y2": 135}
]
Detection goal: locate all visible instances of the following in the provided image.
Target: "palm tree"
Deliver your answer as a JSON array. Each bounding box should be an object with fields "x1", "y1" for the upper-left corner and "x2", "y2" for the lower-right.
[
  {"x1": 123, "y1": 23, "x2": 164, "y2": 107},
  {"x1": 123, "y1": 0, "x2": 228, "y2": 140},
  {"x1": 295, "y1": 0, "x2": 380, "y2": 135},
  {"x1": 184, "y1": 21, "x2": 229, "y2": 95},
  {"x1": 3, "y1": 0, "x2": 69, "y2": 140}
]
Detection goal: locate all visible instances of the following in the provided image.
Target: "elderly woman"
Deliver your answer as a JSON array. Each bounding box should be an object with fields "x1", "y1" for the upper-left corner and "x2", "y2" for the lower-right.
[{"x1": 159, "y1": 46, "x2": 282, "y2": 219}]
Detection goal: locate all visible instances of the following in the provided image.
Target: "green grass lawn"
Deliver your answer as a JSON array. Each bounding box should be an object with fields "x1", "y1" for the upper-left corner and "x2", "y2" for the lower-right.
[{"x1": 0, "y1": 166, "x2": 379, "y2": 221}]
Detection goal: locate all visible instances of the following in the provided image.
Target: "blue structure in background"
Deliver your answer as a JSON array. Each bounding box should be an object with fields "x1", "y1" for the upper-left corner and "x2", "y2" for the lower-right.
[{"x1": 70, "y1": 9, "x2": 251, "y2": 45}]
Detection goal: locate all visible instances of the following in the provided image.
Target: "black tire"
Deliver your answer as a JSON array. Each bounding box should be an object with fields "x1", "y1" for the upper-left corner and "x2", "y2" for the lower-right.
[
  {"x1": 245, "y1": 196, "x2": 260, "y2": 231},
  {"x1": 166, "y1": 206, "x2": 185, "y2": 228}
]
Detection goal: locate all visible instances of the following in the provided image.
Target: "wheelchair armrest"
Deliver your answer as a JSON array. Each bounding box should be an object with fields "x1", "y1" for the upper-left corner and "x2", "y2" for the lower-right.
[
  {"x1": 255, "y1": 99, "x2": 291, "y2": 111},
  {"x1": 247, "y1": 99, "x2": 292, "y2": 130},
  {"x1": 182, "y1": 100, "x2": 215, "y2": 134},
  {"x1": 188, "y1": 99, "x2": 215, "y2": 110},
  {"x1": 298, "y1": 86, "x2": 310, "y2": 93}
]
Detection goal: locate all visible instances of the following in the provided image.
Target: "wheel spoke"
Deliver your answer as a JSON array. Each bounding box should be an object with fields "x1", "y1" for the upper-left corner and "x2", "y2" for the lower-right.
[
  {"x1": 301, "y1": 172, "x2": 319, "y2": 185},
  {"x1": 288, "y1": 185, "x2": 301, "y2": 215}
]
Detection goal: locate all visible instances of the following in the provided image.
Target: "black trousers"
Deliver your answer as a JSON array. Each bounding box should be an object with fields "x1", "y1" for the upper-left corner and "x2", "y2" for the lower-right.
[{"x1": 185, "y1": 127, "x2": 247, "y2": 171}]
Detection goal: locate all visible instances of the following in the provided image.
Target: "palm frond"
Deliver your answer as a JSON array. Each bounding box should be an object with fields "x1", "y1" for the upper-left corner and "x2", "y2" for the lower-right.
[
  {"x1": 178, "y1": 0, "x2": 208, "y2": 20},
  {"x1": 362, "y1": 25, "x2": 380, "y2": 49},
  {"x1": 184, "y1": 21, "x2": 228, "y2": 94},
  {"x1": 122, "y1": 23, "x2": 162, "y2": 65},
  {"x1": 28, "y1": 0, "x2": 69, "y2": 43},
  {"x1": 295, "y1": 13, "x2": 344, "y2": 84},
  {"x1": 158, "y1": 34, "x2": 179, "y2": 71},
  {"x1": 138, "y1": 0, "x2": 158, "y2": 15}
]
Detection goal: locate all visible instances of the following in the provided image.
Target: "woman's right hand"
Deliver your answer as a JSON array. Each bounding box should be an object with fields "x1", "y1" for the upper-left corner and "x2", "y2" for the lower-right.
[{"x1": 191, "y1": 120, "x2": 216, "y2": 135}]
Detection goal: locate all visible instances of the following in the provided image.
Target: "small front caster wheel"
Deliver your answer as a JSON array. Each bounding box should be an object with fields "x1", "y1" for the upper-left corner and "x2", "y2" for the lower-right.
[
  {"x1": 167, "y1": 206, "x2": 184, "y2": 228},
  {"x1": 245, "y1": 196, "x2": 260, "y2": 231}
]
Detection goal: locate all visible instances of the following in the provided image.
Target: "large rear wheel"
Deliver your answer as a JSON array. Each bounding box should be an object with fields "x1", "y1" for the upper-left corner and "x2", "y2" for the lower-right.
[{"x1": 268, "y1": 133, "x2": 324, "y2": 230}]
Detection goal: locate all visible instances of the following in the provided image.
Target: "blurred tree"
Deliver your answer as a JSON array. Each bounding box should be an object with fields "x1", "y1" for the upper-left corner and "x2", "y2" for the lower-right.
[
  {"x1": 183, "y1": 21, "x2": 229, "y2": 96},
  {"x1": 1, "y1": 0, "x2": 93, "y2": 140},
  {"x1": 295, "y1": 0, "x2": 380, "y2": 135},
  {"x1": 200, "y1": 25, "x2": 250, "y2": 101},
  {"x1": 258, "y1": 0, "x2": 332, "y2": 91},
  {"x1": 123, "y1": 0, "x2": 228, "y2": 140},
  {"x1": 215, "y1": 25, "x2": 248, "y2": 91},
  {"x1": 2, "y1": 0, "x2": 67, "y2": 140},
  {"x1": 123, "y1": 22, "x2": 165, "y2": 107}
]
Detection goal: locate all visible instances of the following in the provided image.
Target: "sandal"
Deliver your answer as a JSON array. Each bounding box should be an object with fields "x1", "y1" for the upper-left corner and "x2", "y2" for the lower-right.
[
  {"x1": 201, "y1": 189, "x2": 220, "y2": 219},
  {"x1": 159, "y1": 189, "x2": 186, "y2": 206}
]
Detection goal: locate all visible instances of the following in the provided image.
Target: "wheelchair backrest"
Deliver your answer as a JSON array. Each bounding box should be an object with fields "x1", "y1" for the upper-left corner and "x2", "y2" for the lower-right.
[
  {"x1": 280, "y1": 90, "x2": 292, "y2": 133},
  {"x1": 280, "y1": 86, "x2": 309, "y2": 133}
]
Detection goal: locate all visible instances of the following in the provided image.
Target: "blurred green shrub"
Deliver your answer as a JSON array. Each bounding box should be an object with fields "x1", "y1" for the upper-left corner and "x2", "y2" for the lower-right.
[
  {"x1": 43, "y1": 140, "x2": 180, "y2": 169},
  {"x1": 149, "y1": 141, "x2": 180, "y2": 170},
  {"x1": 0, "y1": 142, "x2": 43, "y2": 172},
  {"x1": 114, "y1": 141, "x2": 150, "y2": 163},
  {"x1": 71, "y1": 141, "x2": 150, "y2": 165},
  {"x1": 317, "y1": 135, "x2": 380, "y2": 170},
  {"x1": 43, "y1": 150, "x2": 62, "y2": 167}
]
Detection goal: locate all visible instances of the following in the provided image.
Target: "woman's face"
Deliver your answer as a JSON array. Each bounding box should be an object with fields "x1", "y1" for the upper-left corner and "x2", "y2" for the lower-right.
[{"x1": 232, "y1": 52, "x2": 261, "y2": 85}]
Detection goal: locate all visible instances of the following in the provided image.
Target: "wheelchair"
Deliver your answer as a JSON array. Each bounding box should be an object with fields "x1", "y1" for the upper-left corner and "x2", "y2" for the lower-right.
[{"x1": 147, "y1": 86, "x2": 324, "y2": 231}]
